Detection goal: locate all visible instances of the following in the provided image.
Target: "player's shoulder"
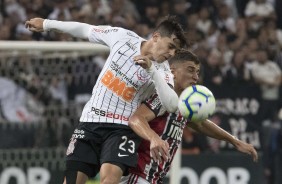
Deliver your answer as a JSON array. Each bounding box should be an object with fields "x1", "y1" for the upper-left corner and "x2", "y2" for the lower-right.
[{"x1": 121, "y1": 28, "x2": 143, "y2": 41}]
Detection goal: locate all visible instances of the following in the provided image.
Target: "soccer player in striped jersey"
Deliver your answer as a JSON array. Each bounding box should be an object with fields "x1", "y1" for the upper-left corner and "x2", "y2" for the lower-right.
[
  {"x1": 25, "y1": 16, "x2": 187, "y2": 184},
  {"x1": 120, "y1": 49, "x2": 258, "y2": 184}
]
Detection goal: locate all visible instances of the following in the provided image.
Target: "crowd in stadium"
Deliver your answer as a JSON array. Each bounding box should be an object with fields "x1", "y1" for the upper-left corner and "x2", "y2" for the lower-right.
[{"x1": 1, "y1": 0, "x2": 282, "y2": 183}]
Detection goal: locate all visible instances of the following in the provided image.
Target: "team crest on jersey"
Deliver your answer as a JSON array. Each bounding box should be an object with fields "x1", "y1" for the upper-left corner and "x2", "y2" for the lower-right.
[
  {"x1": 136, "y1": 67, "x2": 150, "y2": 82},
  {"x1": 66, "y1": 137, "x2": 77, "y2": 156}
]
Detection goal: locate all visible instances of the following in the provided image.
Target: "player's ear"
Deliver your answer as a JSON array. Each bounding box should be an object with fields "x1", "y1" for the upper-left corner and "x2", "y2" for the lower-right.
[{"x1": 152, "y1": 32, "x2": 161, "y2": 42}]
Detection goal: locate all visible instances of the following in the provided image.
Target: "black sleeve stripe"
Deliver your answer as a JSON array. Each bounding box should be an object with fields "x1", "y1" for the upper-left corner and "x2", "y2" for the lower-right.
[
  {"x1": 143, "y1": 93, "x2": 162, "y2": 117},
  {"x1": 168, "y1": 83, "x2": 174, "y2": 89},
  {"x1": 143, "y1": 102, "x2": 159, "y2": 117}
]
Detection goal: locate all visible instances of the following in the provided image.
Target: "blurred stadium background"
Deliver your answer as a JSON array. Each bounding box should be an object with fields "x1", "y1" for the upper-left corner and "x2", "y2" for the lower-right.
[{"x1": 0, "y1": 0, "x2": 282, "y2": 183}]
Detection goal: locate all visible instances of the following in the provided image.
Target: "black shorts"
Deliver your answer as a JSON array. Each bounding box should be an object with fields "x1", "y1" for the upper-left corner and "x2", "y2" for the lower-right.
[{"x1": 65, "y1": 122, "x2": 141, "y2": 177}]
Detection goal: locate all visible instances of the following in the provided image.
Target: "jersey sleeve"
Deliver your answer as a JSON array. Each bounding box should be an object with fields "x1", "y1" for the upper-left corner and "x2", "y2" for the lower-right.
[
  {"x1": 148, "y1": 62, "x2": 177, "y2": 113},
  {"x1": 166, "y1": 72, "x2": 174, "y2": 88},
  {"x1": 88, "y1": 26, "x2": 128, "y2": 48},
  {"x1": 143, "y1": 92, "x2": 166, "y2": 117},
  {"x1": 159, "y1": 60, "x2": 175, "y2": 87}
]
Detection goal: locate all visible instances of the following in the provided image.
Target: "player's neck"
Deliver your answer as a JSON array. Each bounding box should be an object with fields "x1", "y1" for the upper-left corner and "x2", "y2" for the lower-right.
[
  {"x1": 175, "y1": 87, "x2": 182, "y2": 96},
  {"x1": 140, "y1": 40, "x2": 153, "y2": 59},
  {"x1": 176, "y1": 91, "x2": 181, "y2": 96}
]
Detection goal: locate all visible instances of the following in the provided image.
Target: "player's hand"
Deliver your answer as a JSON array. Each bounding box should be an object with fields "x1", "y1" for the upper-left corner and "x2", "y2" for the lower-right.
[
  {"x1": 25, "y1": 18, "x2": 45, "y2": 32},
  {"x1": 133, "y1": 55, "x2": 152, "y2": 69},
  {"x1": 150, "y1": 135, "x2": 170, "y2": 163},
  {"x1": 233, "y1": 138, "x2": 258, "y2": 162}
]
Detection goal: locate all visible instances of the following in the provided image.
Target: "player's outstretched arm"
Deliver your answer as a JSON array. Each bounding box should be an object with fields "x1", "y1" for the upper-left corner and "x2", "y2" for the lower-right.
[
  {"x1": 25, "y1": 18, "x2": 92, "y2": 39},
  {"x1": 133, "y1": 55, "x2": 179, "y2": 113},
  {"x1": 187, "y1": 119, "x2": 258, "y2": 162},
  {"x1": 128, "y1": 104, "x2": 170, "y2": 163}
]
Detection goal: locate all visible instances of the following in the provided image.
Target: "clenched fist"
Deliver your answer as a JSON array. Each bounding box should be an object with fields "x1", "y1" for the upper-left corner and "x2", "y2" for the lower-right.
[
  {"x1": 25, "y1": 18, "x2": 45, "y2": 32},
  {"x1": 133, "y1": 55, "x2": 152, "y2": 69}
]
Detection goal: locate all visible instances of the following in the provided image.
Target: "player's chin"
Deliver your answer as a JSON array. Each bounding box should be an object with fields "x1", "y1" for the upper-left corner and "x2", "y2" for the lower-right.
[
  {"x1": 156, "y1": 56, "x2": 167, "y2": 63},
  {"x1": 187, "y1": 82, "x2": 195, "y2": 87}
]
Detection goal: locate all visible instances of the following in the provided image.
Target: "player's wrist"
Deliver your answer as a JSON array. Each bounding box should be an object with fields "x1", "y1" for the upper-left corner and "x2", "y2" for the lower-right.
[
  {"x1": 230, "y1": 135, "x2": 240, "y2": 146},
  {"x1": 146, "y1": 62, "x2": 156, "y2": 75},
  {"x1": 149, "y1": 133, "x2": 161, "y2": 142},
  {"x1": 43, "y1": 19, "x2": 50, "y2": 31}
]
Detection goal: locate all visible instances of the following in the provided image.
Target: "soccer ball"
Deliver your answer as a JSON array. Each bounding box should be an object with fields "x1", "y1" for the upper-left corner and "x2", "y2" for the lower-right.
[{"x1": 178, "y1": 85, "x2": 216, "y2": 122}]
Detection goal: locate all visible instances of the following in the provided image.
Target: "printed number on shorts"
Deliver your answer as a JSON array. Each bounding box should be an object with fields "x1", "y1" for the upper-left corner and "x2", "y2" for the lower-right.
[
  {"x1": 119, "y1": 136, "x2": 135, "y2": 153},
  {"x1": 101, "y1": 70, "x2": 136, "y2": 102}
]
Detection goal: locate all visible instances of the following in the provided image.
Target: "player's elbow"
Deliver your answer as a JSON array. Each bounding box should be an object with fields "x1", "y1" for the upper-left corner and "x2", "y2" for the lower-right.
[
  {"x1": 164, "y1": 98, "x2": 178, "y2": 113},
  {"x1": 165, "y1": 105, "x2": 178, "y2": 113},
  {"x1": 128, "y1": 115, "x2": 140, "y2": 128}
]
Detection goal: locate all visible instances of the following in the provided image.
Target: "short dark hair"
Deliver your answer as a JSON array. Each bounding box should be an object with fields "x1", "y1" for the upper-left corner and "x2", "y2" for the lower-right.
[
  {"x1": 154, "y1": 15, "x2": 187, "y2": 48},
  {"x1": 168, "y1": 49, "x2": 200, "y2": 65}
]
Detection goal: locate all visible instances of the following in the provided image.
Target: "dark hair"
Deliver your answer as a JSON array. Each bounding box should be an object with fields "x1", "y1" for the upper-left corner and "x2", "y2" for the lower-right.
[
  {"x1": 154, "y1": 15, "x2": 187, "y2": 48},
  {"x1": 168, "y1": 49, "x2": 200, "y2": 65}
]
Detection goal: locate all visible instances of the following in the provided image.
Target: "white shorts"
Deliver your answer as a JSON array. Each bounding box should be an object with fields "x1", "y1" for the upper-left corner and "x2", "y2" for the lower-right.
[{"x1": 120, "y1": 173, "x2": 150, "y2": 184}]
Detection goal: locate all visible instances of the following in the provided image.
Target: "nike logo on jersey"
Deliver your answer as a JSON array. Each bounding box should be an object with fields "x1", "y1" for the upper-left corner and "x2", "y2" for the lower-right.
[
  {"x1": 118, "y1": 153, "x2": 129, "y2": 157},
  {"x1": 118, "y1": 50, "x2": 127, "y2": 57}
]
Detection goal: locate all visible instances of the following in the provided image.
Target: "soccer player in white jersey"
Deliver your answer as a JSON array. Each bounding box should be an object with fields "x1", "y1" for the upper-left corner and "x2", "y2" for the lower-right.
[
  {"x1": 25, "y1": 16, "x2": 187, "y2": 184},
  {"x1": 120, "y1": 49, "x2": 258, "y2": 184}
]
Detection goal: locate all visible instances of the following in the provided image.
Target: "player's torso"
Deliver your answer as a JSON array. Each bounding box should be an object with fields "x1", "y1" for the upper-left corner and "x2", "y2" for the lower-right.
[
  {"x1": 80, "y1": 37, "x2": 172, "y2": 125},
  {"x1": 131, "y1": 111, "x2": 188, "y2": 183}
]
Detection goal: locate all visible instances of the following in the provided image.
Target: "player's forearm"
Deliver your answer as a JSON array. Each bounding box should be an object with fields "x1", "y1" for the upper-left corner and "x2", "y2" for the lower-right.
[
  {"x1": 189, "y1": 119, "x2": 238, "y2": 145},
  {"x1": 128, "y1": 115, "x2": 160, "y2": 141},
  {"x1": 147, "y1": 64, "x2": 178, "y2": 113},
  {"x1": 43, "y1": 19, "x2": 91, "y2": 39}
]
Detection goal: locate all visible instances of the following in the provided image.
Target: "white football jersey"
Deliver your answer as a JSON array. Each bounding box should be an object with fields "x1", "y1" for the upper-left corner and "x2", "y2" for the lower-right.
[{"x1": 79, "y1": 26, "x2": 174, "y2": 125}]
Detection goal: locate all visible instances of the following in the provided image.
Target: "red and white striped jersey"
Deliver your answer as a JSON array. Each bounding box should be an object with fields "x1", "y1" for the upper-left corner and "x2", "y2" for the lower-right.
[
  {"x1": 129, "y1": 93, "x2": 189, "y2": 184},
  {"x1": 79, "y1": 26, "x2": 174, "y2": 125}
]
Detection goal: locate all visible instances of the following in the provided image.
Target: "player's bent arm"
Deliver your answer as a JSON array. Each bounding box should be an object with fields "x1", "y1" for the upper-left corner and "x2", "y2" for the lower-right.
[
  {"x1": 187, "y1": 119, "x2": 258, "y2": 162},
  {"x1": 147, "y1": 64, "x2": 178, "y2": 113},
  {"x1": 128, "y1": 104, "x2": 170, "y2": 162},
  {"x1": 128, "y1": 104, "x2": 157, "y2": 141},
  {"x1": 43, "y1": 19, "x2": 91, "y2": 39}
]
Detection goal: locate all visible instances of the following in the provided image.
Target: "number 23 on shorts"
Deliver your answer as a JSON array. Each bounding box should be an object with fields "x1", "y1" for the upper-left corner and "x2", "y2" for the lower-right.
[{"x1": 118, "y1": 136, "x2": 135, "y2": 157}]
